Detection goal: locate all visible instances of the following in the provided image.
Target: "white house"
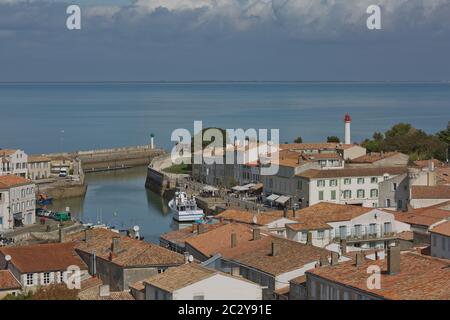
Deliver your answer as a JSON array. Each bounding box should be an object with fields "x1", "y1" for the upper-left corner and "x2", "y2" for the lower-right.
[
  {"x1": 429, "y1": 220, "x2": 450, "y2": 260},
  {"x1": 0, "y1": 149, "x2": 28, "y2": 177},
  {"x1": 285, "y1": 203, "x2": 410, "y2": 251},
  {"x1": 410, "y1": 185, "x2": 450, "y2": 209},
  {"x1": 143, "y1": 263, "x2": 263, "y2": 300},
  {"x1": 0, "y1": 175, "x2": 36, "y2": 231},
  {"x1": 295, "y1": 167, "x2": 407, "y2": 208}
]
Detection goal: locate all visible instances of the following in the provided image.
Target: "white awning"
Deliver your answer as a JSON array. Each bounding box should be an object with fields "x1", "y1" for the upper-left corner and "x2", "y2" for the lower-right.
[
  {"x1": 232, "y1": 185, "x2": 249, "y2": 192},
  {"x1": 275, "y1": 195, "x2": 291, "y2": 204},
  {"x1": 203, "y1": 185, "x2": 219, "y2": 192},
  {"x1": 266, "y1": 194, "x2": 280, "y2": 202}
]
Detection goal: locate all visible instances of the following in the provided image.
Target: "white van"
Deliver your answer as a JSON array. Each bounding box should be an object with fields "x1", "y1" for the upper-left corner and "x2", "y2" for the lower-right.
[{"x1": 59, "y1": 168, "x2": 68, "y2": 177}]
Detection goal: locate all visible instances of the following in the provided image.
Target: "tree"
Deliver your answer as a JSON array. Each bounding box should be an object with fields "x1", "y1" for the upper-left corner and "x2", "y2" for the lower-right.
[
  {"x1": 293, "y1": 136, "x2": 303, "y2": 143},
  {"x1": 31, "y1": 284, "x2": 79, "y2": 300},
  {"x1": 326, "y1": 136, "x2": 340, "y2": 143}
]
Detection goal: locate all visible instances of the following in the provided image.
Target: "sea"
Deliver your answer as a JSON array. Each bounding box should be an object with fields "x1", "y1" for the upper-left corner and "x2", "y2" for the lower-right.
[{"x1": 1, "y1": 82, "x2": 449, "y2": 242}]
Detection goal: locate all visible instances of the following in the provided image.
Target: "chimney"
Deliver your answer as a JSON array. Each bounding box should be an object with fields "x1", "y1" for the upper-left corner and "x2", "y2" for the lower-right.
[
  {"x1": 306, "y1": 232, "x2": 313, "y2": 245},
  {"x1": 99, "y1": 285, "x2": 110, "y2": 298},
  {"x1": 374, "y1": 250, "x2": 379, "y2": 261},
  {"x1": 283, "y1": 207, "x2": 288, "y2": 218},
  {"x1": 387, "y1": 245, "x2": 401, "y2": 275},
  {"x1": 271, "y1": 241, "x2": 280, "y2": 256},
  {"x1": 340, "y1": 239, "x2": 347, "y2": 255},
  {"x1": 111, "y1": 236, "x2": 121, "y2": 254},
  {"x1": 184, "y1": 252, "x2": 190, "y2": 264},
  {"x1": 84, "y1": 229, "x2": 89, "y2": 242},
  {"x1": 331, "y1": 252, "x2": 339, "y2": 266},
  {"x1": 355, "y1": 252, "x2": 364, "y2": 267},
  {"x1": 197, "y1": 223, "x2": 207, "y2": 234},
  {"x1": 231, "y1": 232, "x2": 237, "y2": 248},
  {"x1": 292, "y1": 207, "x2": 296, "y2": 218},
  {"x1": 59, "y1": 227, "x2": 65, "y2": 243},
  {"x1": 319, "y1": 254, "x2": 329, "y2": 266},
  {"x1": 252, "y1": 228, "x2": 261, "y2": 241}
]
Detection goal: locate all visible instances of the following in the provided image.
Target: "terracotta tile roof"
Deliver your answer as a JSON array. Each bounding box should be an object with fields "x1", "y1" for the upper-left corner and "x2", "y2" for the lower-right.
[
  {"x1": 79, "y1": 276, "x2": 103, "y2": 291},
  {"x1": 301, "y1": 153, "x2": 342, "y2": 161},
  {"x1": 0, "y1": 242, "x2": 87, "y2": 273},
  {"x1": 307, "y1": 252, "x2": 450, "y2": 300},
  {"x1": 67, "y1": 228, "x2": 185, "y2": 268},
  {"x1": 394, "y1": 208, "x2": 450, "y2": 228},
  {"x1": 280, "y1": 143, "x2": 339, "y2": 151},
  {"x1": 231, "y1": 237, "x2": 330, "y2": 276},
  {"x1": 290, "y1": 202, "x2": 373, "y2": 224},
  {"x1": 411, "y1": 185, "x2": 450, "y2": 199},
  {"x1": 0, "y1": 270, "x2": 21, "y2": 290},
  {"x1": 397, "y1": 231, "x2": 414, "y2": 241},
  {"x1": 28, "y1": 155, "x2": 51, "y2": 163},
  {"x1": 437, "y1": 167, "x2": 450, "y2": 185},
  {"x1": 185, "y1": 223, "x2": 258, "y2": 258},
  {"x1": 216, "y1": 209, "x2": 291, "y2": 226},
  {"x1": 290, "y1": 275, "x2": 307, "y2": 285},
  {"x1": 286, "y1": 220, "x2": 332, "y2": 231},
  {"x1": 0, "y1": 149, "x2": 18, "y2": 156},
  {"x1": 351, "y1": 152, "x2": 401, "y2": 164},
  {"x1": 78, "y1": 290, "x2": 135, "y2": 300},
  {"x1": 160, "y1": 222, "x2": 226, "y2": 245},
  {"x1": 413, "y1": 159, "x2": 446, "y2": 169},
  {"x1": 144, "y1": 263, "x2": 216, "y2": 292},
  {"x1": 297, "y1": 167, "x2": 407, "y2": 179},
  {"x1": 0, "y1": 175, "x2": 32, "y2": 188},
  {"x1": 430, "y1": 221, "x2": 450, "y2": 237},
  {"x1": 129, "y1": 280, "x2": 145, "y2": 292}
]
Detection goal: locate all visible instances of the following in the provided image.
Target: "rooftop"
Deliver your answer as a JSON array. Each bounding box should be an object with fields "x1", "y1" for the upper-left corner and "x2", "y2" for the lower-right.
[
  {"x1": 160, "y1": 222, "x2": 226, "y2": 246},
  {"x1": 296, "y1": 167, "x2": 406, "y2": 179},
  {"x1": 0, "y1": 175, "x2": 32, "y2": 188},
  {"x1": 430, "y1": 220, "x2": 450, "y2": 237},
  {"x1": 0, "y1": 242, "x2": 87, "y2": 273},
  {"x1": 307, "y1": 252, "x2": 450, "y2": 300},
  {"x1": 215, "y1": 209, "x2": 292, "y2": 226},
  {"x1": 67, "y1": 228, "x2": 185, "y2": 268},
  {"x1": 0, "y1": 270, "x2": 21, "y2": 291},
  {"x1": 394, "y1": 207, "x2": 450, "y2": 228},
  {"x1": 351, "y1": 152, "x2": 403, "y2": 164},
  {"x1": 28, "y1": 155, "x2": 51, "y2": 163},
  {"x1": 411, "y1": 185, "x2": 450, "y2": 199},
  {"x1": 231, "y1": 236, "x2": 330, "y2": 276},
  {"x1": 143, "y1": 263, "x2": 218, "y2": 293}
]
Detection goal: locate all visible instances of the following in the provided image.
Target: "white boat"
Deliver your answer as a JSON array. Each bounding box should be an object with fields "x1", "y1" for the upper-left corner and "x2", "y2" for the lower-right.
[{"x1": 168, "y1": 191, "x2": 204, "y2": 222}]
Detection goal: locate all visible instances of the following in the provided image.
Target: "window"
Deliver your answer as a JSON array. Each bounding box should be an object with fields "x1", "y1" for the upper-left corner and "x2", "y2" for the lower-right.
[
  {"x1": 357, "y1": 189, "x2": 365, "y2": 198},
  {"x1": 371, "y1": 177, "x2": 378, "y2": 183},
  {"x1": 385, "y1": 199, "x2": 391, "y2": 207},
  {"x1": 343, "y1": 190, "x2": 351, "y2": 199},
  {"x1": 344, "y1": 178, "x2": 351, "y2": 185},
  {"x1": 369, "y1": 223, "x2": 377, "y2": 235},
  {"x1": 397, "y1": 200, "x2": 403, "y2": 210},
  {"x1": 357, "y1": 178, "x2": 365, "y2": 184},
  {"x1": 392, "y1": 183, "x2": 397, "y2": 191},
  {"x1": 297, "y1": 180, "x2": 302, "y2": 189},
  {"x1": 370, "y1": 189, "x2": 378, "y2": 198},
  {"x1": 330, "y1": 190, "x2": 336, "y2": 200},
  {"x1": 301, "y1": 232, "x2": 308, "y2": 241},
  {"x1": 339, "y1": 226, "x2": 347, "y2": 239},
  {"x1": 384, "y1": 222, "x2": 392, "y2": 234},
  {"x1": 26, "y1": 274, "x2": 34, "y2": 286},
  {"x1": 317, "y1": 230, "x2": 324, "y2": 239},
  {"x1": 354, "y1": 224, "x2": 362, "y2": 237},
  {"x1": 60, "y1": 272, "x2": 64, "y2": 283},
  {"x1": 317, "y1": 180, "x2": 325, "y2": 187},
  {"x1": 318, "y1": 191, "x2": 324, "y2": 201},
  {"x1": 43, "y1": 272, "x2": 50, "y2": 285},
  {"x1": 329, "y1": 179, "x2": 337, "y2": 187}
]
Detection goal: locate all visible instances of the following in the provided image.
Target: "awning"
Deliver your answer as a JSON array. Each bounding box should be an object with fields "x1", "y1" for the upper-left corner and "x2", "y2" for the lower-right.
[
  {"x1": 266, "y1": 194, "x2": 280, "y2": 202},
  {"x1": 232, "y1": 185, "x2": 249, "y2": 192},
  {"x1": 203, "y1": 185, "x2": 219, "y2": 192},
  {"x1": 250, "y1": 183, "x2": 263, "y2": 191},
  {"x1": 275, "y1": 196, "x2": 291, "y2": 204}
]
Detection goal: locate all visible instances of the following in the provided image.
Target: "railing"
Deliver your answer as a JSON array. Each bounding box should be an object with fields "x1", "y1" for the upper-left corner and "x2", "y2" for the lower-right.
[{"x1": 333, "y1": 224, "x2": 396, "y2": 242}]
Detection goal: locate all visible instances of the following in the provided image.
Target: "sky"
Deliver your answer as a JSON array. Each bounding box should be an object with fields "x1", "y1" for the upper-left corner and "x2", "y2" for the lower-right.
[{"x1": 1, "y1": 0, "x2": 450, "y2": 81}]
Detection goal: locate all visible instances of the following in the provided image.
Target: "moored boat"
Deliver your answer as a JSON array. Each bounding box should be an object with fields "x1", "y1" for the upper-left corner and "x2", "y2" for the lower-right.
[{"x1": 168, "y1": 191, "x2": 204, "y2": 222}]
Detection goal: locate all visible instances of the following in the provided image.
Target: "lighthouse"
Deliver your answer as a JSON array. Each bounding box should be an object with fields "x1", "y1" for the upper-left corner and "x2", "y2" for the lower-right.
[{"x1": 344, "y1": 113, "x2": 351, "y2": 144}]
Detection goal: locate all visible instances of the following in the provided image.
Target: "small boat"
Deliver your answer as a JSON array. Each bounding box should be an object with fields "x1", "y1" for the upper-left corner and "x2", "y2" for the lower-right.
[
  {"x1": 168, "y1": 191, "x2": 204, "y2": 222},
  {"x1": 37, "y1": 193, "x2": 53, "y2": 206}
]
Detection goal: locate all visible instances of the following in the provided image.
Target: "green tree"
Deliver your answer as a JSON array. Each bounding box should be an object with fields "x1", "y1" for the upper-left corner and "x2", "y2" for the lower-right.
[
  {"x1": 293, "y1": 136, "x2": 303, "y2": 143},
  {"x1": 326, "y1": 136, "x2": 340, "y2": 143}
]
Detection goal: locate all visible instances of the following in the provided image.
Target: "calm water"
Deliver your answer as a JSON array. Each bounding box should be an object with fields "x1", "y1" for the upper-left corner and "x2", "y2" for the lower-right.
[
  {"x1": 2, "y1": 82, "x2": 449, "y2": 242},
  {"x1": 50, "y1": 166, "x2": 176, "y2": 244},
  {"x1": 0, "y1": 82, "x2": 449, "y2": 153}
]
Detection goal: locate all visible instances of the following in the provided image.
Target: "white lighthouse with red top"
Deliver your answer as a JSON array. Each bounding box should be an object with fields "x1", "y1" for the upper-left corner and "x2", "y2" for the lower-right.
[{"x1": 344, "y1": 113, "x2": 351, "y2": 144}]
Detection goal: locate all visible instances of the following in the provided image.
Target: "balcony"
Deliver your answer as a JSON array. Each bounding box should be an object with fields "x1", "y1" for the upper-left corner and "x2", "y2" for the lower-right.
[{"x1": 333, "y1": 224, "x2": 397, "y2": 243}]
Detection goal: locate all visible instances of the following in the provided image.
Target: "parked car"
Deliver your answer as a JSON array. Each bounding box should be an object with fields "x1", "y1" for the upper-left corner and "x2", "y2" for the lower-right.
[
  {"x1": 51, "y1": 211, "x2": 71, "y2": 222},
  {"x1": 59, "y1": 168, "x2": 68, "y2": 177}
]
